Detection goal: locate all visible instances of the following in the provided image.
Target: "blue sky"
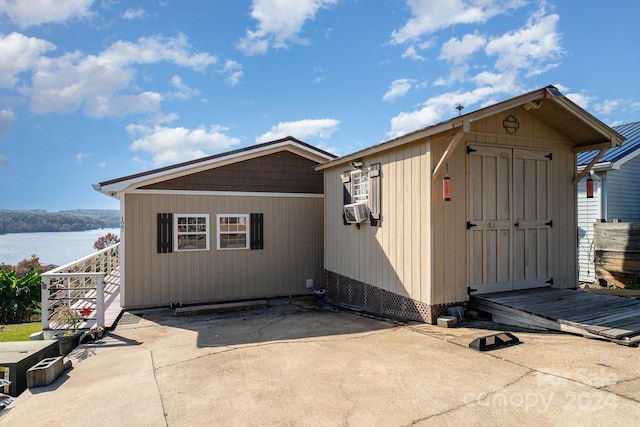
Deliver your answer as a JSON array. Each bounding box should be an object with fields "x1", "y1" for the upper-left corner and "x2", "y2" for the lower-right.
[{"x1": 1, "y1": 1, "x2": 639, "y2": 211}]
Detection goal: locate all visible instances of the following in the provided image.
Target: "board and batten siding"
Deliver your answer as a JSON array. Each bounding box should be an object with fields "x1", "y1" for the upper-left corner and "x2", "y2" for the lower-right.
[
  {"x1": 325, "y1": 107, "x2": 580, "y2": 309},
  {"x1": 123, "y1": 192, "x2": 324, "y2": 308},
  {"x1": 458, "y1": 109, "x2": 578, "y2": 293},
  {"x1": 324, "y1": 140, "x2": 432, "y2": 304}
]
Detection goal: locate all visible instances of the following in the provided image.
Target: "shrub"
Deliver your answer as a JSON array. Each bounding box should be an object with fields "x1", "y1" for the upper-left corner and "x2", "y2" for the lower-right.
[{"x1": 0, "y1": 267, "x2": 42, "y2": 324}]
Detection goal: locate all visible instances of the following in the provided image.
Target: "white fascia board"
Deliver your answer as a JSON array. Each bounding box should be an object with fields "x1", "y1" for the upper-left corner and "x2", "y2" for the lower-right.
[
  {"x1": 95, "y1": 141, "x2": 333, "y2": 195},
  {"x1": 611, "y1": 149, "x2": 640, "y2": 170},
  {"x1": 550, "y1": 95, "x2": 624, "y2": 148},
  {"x1": 577, "y1": 162, "x2": 614, "y2": 173}
]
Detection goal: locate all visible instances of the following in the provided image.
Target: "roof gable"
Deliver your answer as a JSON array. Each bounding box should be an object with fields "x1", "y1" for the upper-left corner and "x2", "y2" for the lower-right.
[
  {"x1": 317, "y1": 85, "x2": 624, "y2": 171},
  {"x1": 95, "y1": 136, "x2": 336, "y2": 196}
]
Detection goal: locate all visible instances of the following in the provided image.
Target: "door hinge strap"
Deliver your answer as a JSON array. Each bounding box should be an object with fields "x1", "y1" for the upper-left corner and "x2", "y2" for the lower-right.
[
  {"x1": 545, "y1": 153, "x2": 552, "y2": 160},
  {"x1": 546, "y1": 220, "x2": 553, "y2": 227},
  {"x1": 467, "y1": 146, "x2": 477, "y2": 154},
  {"x1": 546, "y1": 278, "x2": 554, "y2": 285},
  {"x1": 467, "y1": 221, "x2": 477, "y2": 229}
]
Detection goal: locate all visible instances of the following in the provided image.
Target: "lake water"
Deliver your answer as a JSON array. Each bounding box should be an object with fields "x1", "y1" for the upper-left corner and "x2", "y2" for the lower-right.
[{"x1": 0, "y1": 228, "x2": 120, "y2": 267}]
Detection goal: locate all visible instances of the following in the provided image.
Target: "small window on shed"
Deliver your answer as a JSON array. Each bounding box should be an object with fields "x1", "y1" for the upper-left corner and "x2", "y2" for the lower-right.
[{"x1": 351, "y1": 170, "x2": 369, "y2": 203}]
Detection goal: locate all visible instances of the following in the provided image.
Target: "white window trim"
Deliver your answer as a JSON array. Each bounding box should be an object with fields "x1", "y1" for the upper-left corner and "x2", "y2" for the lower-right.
[
  {"x1": 216, "y1": 214, "x2": 250, "y2": 250},
  {"x1": 351, "y1": 169, "x2": 369, "y2": 203},
  {"x1": 174, "y1": 214, "x2": 210, "y2": 252}
]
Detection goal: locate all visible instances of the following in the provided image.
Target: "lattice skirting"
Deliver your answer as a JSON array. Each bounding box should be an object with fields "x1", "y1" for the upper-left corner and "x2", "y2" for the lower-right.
[{"x1": 323, "y1": 270, "x2": 468, "y2": 324}]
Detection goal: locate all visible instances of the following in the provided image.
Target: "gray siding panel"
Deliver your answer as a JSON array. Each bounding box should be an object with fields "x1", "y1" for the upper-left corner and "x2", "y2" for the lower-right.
[{"x1": 606, "y1": 154, "x2": 640, "y2": 222}]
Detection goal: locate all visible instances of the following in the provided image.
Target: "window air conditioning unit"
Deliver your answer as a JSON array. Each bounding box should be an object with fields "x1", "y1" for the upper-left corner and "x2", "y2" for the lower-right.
[{"x1": 344, "y1": 201, "x2": 369, "y2": 224}]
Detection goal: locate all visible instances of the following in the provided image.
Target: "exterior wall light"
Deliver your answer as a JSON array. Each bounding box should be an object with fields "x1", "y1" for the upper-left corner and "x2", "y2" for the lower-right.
[
  {"x1": 586, "y1": 177, "x2": 594, "y2": 199},
  {"x1": 350, "y1": 160, "x2": 364, "y2": 169}
]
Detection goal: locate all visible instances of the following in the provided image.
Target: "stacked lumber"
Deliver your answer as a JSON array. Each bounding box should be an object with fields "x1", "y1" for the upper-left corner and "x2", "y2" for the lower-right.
[{"x1": 594, "y1": 222, "x2": 640, "y2": 288}]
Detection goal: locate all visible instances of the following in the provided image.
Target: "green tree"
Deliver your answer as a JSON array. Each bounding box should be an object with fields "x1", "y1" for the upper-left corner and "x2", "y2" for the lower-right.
[
  {"x1": 0, "y1": 267, "x2": 42, "y2": 324},
  {"x1": 93, "y1": 232, "x2": 120, "y2": 250}
]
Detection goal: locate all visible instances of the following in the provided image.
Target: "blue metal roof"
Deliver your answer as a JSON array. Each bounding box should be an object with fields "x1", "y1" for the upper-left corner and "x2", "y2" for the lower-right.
[{"x1": 577, "y1": 121, "x2": 640, "y2": 166}]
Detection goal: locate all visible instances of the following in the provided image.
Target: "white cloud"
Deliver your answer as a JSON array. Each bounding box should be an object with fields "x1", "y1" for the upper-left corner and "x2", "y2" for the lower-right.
[
  {"x1": 401, "y1": 45, "x2": 426, "y2": 61},
  {"x1": 84, "y1": 91, "x2": 163, "y2": 117},
  {"x1": 595, "y1": 99, "x2": 620, "y2": 116},
  {"x1": 236, "y1": 0, "x2": 339, "y2": 55},
  {"x1": 123, "y1": 8, "x2": 146, "y2": 20},
  {"x1": 256, "y1": 118, "x2": 339, "y2": 143},
  {"x1": 387, "y1": 3, "x2": 562, "y2": 138},
  {"x1": 391, "y1": 0, "x2": 525, "y2": 44},
  {"x1": 170, "y1": 75, "x2": 201, "y2": 100},
  {"x1": 485, "y1": 13, "x2": 562, "y2": 72},
  {"x1": 127, "y1": 123, "x2": 241, "y2": 165},
  {"x1": 387, "y1": 81, "x2": 520, "y2": 138},
  {"x1": 219, "y1": 60, "x2": 243, "y2": 86},
  {"x1": 0, "y1": 0, "x2": 93, "y2": 27},
  {"x1": 30, "y1": 34, "x2": 217, "y2": 116},
  {"x1": 565, "y1": 92, "x2": 593, "y2": 110},
  {"x1": 440, "y1": 32, "x2": 486, "y2": 64},
  {"x1": 0, "y1": 155, "x2": 8, "y2": 167},
  {"x1": 76, "y1": 152, "x2": 91, "y2": 164},
  {"x1": 383, "y1": 79, "x2": 415, "y2": 102},
  {"x1": 0, "y1": 32, "x2": 56, "y2": 87},
  {"x1": 0, "y1": 108, "x2": 16, "y2": 134}
]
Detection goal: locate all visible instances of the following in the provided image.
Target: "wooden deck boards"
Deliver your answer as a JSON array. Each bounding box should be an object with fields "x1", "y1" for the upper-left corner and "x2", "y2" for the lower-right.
[{"x1": 470, "y1": 288, "x2": 640, "y2": 346}]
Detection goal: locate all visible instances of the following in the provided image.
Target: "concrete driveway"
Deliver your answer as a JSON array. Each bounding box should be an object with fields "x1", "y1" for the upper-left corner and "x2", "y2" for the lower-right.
[{"x1": 1, "y1": 297, "x2": 639, "y2": 426}]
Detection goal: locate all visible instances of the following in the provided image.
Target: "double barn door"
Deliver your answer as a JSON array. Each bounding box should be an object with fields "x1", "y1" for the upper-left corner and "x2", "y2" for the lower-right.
[{"x1": 467, "y1": 145, "x2": 553, "y2": 294}]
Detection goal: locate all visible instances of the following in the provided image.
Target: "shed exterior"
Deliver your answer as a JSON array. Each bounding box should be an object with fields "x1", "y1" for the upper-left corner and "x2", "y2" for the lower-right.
[
  {"x1": 577, "y1": 121, "x2": 640, "y2": 282},
  {"x1": 317, "y1": 86, "x2": 623, "y2": 323},
  {"x1": 94, "y1": 137, "x2": 335, "y2": 308}
]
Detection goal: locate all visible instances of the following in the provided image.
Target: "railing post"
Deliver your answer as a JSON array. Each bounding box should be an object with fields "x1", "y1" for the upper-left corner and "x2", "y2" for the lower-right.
[
  {"x1": 96, "y1": 275, "x2": 105, "y2": 328},
  {"x1": 63, "y1": 278, "x2": 70, "y2": 307},
  {"x1": 41, "y1": 277, "x2": 50, "y2": 330}
]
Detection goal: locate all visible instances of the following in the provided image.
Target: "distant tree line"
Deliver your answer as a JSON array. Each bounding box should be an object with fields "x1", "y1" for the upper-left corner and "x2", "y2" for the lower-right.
[{"x1": 0, "y1": 209, "x2": 119, "y2": 233}]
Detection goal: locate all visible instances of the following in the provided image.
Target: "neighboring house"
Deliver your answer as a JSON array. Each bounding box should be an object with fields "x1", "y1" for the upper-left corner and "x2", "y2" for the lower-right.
[
  {"x1": 315, "y1": 86, "x2": 624, "y2": 324},
  {"x1": 93, "y1": 136, "x2": 336, "y2": 309},
  {"x1": 577, "y1": 121, "x2": 640, "y2": 282}
]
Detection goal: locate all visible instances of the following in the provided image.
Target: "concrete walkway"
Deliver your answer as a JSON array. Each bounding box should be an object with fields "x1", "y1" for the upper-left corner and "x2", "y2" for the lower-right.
[{"x1": 1, "y1": 297, "x2": 639, "y2": 426}]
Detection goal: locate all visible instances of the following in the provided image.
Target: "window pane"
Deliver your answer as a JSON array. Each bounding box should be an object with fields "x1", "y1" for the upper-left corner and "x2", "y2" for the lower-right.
[
  {"x1": 352, "y1": 170, "x2": 369, "y2": 202},
  {"x1": 175, "y1": 214, "x2": 209, "y2": 251},
  {"x1": 216, "y1": 214, "x2": 249, "y2": 250},
  {"x1": 220, "y1": 233, "x2": 246, "y2": 249}
]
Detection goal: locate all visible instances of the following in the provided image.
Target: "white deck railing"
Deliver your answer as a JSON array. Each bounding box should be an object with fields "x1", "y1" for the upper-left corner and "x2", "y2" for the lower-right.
[{"x1": 41, "y1": 243, "x2": 120, "y2": 331}]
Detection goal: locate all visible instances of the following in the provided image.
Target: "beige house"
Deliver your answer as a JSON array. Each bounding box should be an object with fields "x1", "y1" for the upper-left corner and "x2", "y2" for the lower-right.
[
  {"x1": 94, "y1": 137, "x2": 336, "y2": 309},
  {"x1": 316, "y1": 86, "x2": 624, "y2": 324}
]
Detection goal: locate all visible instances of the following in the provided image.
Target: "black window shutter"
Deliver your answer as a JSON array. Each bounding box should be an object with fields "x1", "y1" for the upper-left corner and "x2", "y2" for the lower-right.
[
  {"x1": 341, "y1": 171, "x2": 352, "y2": 225},
  {"x1": 250, "y1": 213, "x2": 264, "y2": 250},
  {"x1": 369, "y1": 163, "x2": 381, "y2": 226},
  {"x1": 157, "y1": 213, "x2": 173, "y2": 253}
]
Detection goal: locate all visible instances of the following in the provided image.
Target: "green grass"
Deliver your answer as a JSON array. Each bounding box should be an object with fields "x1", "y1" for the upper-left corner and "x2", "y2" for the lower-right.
[{"x1": 0, "y1": 322, "x2": 42, "y2": 342}]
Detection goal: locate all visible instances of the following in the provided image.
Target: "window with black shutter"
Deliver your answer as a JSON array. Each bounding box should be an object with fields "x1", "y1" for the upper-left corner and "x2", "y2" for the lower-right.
[
  {"x1": 157, "y1": 213, "x2": 173, "y2": 253},
  {"x1": 368, "y1": 163, "x2": 381, "y2": 226},
  {"x1": 250, "y1": 213, "x2": 264, "y2": 250},
  {"x1": 341, "y1": 171, "x2": 352, "y2": 225}
]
